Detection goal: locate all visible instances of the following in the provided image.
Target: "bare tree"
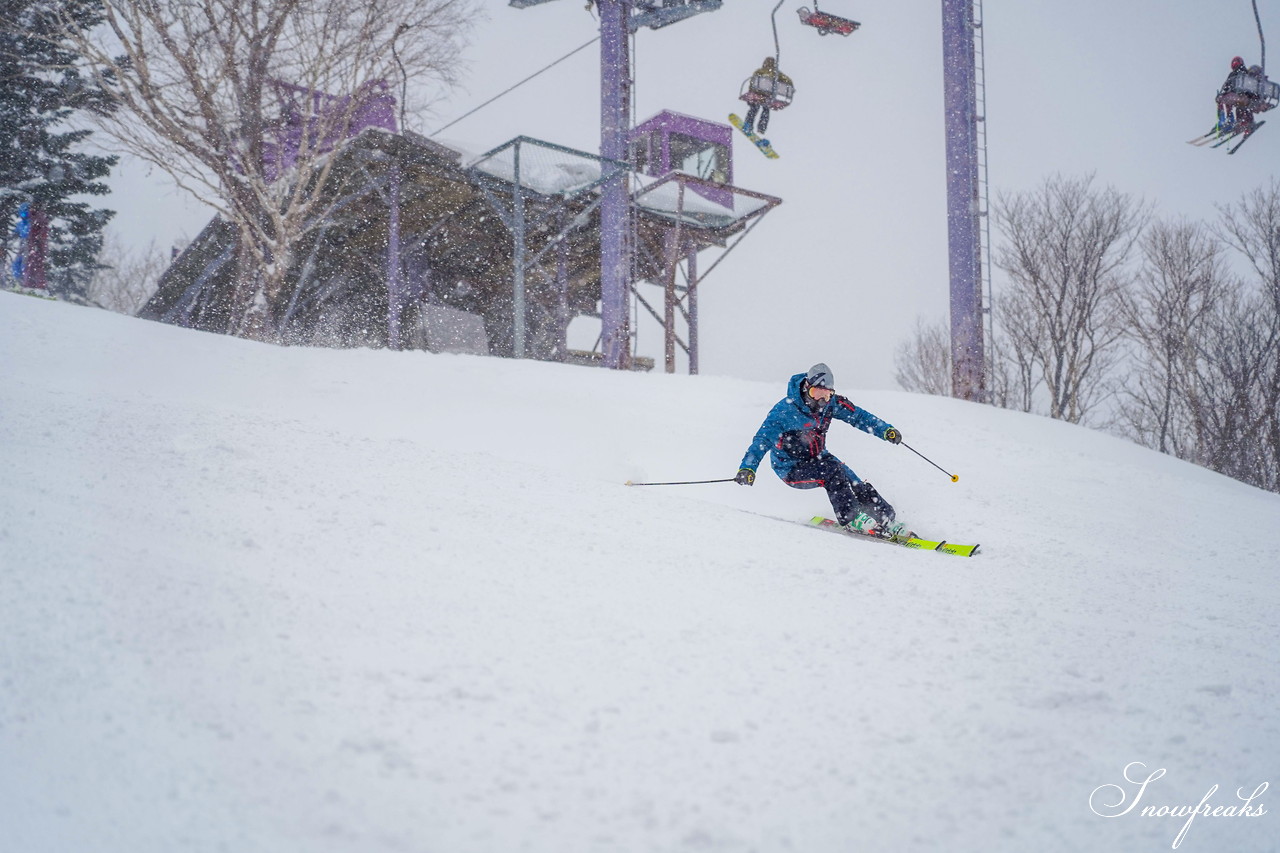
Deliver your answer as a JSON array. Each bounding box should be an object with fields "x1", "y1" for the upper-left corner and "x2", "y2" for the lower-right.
[
  {"x1": 86, "y1": 231, "x2": 178, "y2": 314},
  {"x1": 894, "y1": 317, "x2": 951, "y2": 396},
  {"x1": 1186, "y1": 291, "x2": 1280, "y2": 491},
  {"x1": 990, "y1": 288, "x2": 1042, "y2": 413},
  {"x1": 1115, "y1": 219, "x2": 1228, "y2": 456},
  {"x1": 42, "y1": 0, "x2": 476, "y2": 340},
  {"x1": 993, "y1": 174, "x2": 1147, "y2": 424},
  {"x1": 1218, "y1": 177, "x2": 1280, "y2": 311},
  {"x1": 1212, "y1": 179, "x2": 1280, "y2": 490}
]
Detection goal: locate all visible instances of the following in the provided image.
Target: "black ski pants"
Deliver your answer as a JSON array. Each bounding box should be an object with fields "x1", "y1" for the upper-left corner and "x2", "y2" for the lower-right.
[{"x1": 783, "y1": 454, "x2": 895, "y2": 527}]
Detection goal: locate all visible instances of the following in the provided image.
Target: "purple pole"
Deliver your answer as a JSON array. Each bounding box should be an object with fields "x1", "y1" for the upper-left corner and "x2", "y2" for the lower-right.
[
  {"x1": 599, "y1": 0, "x2": 631, "y2": 369},
  {"x1": 387, "y1": 163, "x2": 402, "y2": 349},
  {"x1": 662, "y1": 227, "x2": 678, "y2": 373},
  {"x1": 687, "y1": 248, "x2": 698, "y2": 375},
  {"x1": 513, "y1": 142, "x2": 527, "y2": 357},
  {"x1": 941, "y1": 0, "x2": 985, "y2": 402}
]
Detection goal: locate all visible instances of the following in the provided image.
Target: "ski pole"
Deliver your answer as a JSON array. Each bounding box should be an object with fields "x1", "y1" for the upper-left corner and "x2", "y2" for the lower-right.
[
  {"x1": 902, "y1": 442, "x2": 960, "y2": 483},
  {"x1": 624, "y1": 478, "x2": 736, "y2": 486}
]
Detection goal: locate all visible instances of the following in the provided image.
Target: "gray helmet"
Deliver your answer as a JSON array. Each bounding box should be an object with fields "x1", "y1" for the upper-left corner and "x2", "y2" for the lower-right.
[{"x1": 805, "y1": 362, "x2": 835, "y2": 390}]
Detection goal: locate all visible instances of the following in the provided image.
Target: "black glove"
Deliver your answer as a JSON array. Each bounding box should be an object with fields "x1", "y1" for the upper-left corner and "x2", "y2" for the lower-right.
[
  {"x1": 883, "y1": 428, "x2": 903, "y2": 445},
  {"x1": 734, "y1": 467, "x2": 756, "y2": 486}
]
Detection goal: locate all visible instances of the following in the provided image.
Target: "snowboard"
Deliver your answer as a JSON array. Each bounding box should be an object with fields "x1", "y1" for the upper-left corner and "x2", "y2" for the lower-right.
[{"x1": 729, "y1": 113, "x2": 780, "y2": 159}]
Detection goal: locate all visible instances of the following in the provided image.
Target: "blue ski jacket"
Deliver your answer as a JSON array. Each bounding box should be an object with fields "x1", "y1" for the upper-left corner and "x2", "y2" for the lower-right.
[{"x1": 739, "y1": 373, "x2": 897, "y2": 482}]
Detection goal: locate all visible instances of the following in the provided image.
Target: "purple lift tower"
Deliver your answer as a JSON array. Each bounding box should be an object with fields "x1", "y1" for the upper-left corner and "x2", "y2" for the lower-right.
[
  {"x1": 512, "y1": 0, "x2": 723, "y2": 368},
  {"x1": 941, "y1": 0, "x2": 988, "y2": 402}
]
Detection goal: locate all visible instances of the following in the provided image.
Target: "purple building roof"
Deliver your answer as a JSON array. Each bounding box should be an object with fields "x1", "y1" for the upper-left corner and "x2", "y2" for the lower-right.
[{"x1": 629, "y1": 110, "x2": 733, "y2": 208}]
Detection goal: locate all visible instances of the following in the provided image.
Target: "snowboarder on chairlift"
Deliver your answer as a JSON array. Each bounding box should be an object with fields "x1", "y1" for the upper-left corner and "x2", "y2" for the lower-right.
[
  {"x1": 734, "y1": 363, "x2": 911, "y2": 540},
  {"x1": 740, "y1": 56, "x2": 794, "y2": 135}
]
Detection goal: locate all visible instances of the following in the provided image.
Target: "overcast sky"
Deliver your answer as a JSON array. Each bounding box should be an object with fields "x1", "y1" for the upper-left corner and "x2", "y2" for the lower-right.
[{"x1": 103, "y1": 0, "x2": 1279, "y2": 389}]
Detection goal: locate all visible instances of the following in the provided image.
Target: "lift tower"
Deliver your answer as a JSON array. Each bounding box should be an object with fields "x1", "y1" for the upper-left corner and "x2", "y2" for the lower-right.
[
  {"x1": 511, "y1": 0, "x2": 723, "y2": 368},
  {"x1": 941, "y1": 0, "x2": 988, "y2": 402}
]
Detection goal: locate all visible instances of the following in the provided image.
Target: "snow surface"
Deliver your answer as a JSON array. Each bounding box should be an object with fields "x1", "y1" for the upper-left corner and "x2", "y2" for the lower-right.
[
  {"x1": 632, "y1": 173, "x2": 770, "y2": 222},
  {"x1": 469, "y1": 142, "x2": 608, "y2": 197},
  {"x1": 1, "y1": 291, "x2": 1278, "y2": 853}
]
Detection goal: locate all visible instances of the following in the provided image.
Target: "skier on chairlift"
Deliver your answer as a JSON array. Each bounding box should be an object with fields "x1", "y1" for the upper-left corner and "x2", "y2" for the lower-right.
[
  {"x1": 1191, "y1": 53, "x2": 1279, "y2": 151},
  {"x1": 1217, "y1": 56, "x2": 1262, "y2": 132},
  {"x1": 739, "y1": 56, "x2": 794, "y2": 135},
  {"x1": 1220, "y1": 56, "x2": 1279, "y2": 130}
]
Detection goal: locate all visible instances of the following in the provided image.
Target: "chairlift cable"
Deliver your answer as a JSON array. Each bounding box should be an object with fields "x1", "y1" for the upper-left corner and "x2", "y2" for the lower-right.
[
  {"x1": 1252, "y1": 0, "x2": 1266, "y2": 75},
  {"x1": 769, "y1": 0, "x2": 785, "y2": 100},
  {"x1": 771, "y1": 0, "x2": 785, "y2": 63},
  {"x1": 429, "y1": 36, "x2": 601, "y2": 138}
]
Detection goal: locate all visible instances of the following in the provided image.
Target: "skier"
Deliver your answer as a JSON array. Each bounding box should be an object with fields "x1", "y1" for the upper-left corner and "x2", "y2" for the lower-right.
[
  {"x1": 740, "y1": 56, "x2": 794, "y2": 135},
  {"x1": 1216, "y1": 56, "x2": 1264, "y2": 132},
  {"x1": 733, "y1": 363, "x2": 910, "y2": 539}
]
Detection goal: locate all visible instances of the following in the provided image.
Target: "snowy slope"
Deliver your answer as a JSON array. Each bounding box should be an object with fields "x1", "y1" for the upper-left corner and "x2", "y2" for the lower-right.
[{"x1": 1, "y1": 291, "x2": 1277, "y2": 853}]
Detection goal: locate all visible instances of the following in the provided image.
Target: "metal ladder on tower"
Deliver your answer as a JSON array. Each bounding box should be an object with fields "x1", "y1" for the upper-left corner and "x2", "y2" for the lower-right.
[{"x1": 973, "y1": 0, "x2": 995, "y2": 391}]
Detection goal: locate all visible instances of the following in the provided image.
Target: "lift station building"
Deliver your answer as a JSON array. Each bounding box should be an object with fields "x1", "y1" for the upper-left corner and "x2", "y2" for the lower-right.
[{"x1": 140, "y1": 101, "x2": 781, "y2": 374}]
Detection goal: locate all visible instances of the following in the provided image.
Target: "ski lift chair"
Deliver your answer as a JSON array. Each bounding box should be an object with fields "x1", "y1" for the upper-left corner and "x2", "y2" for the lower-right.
[
  {"x1": 796, "y1": 6, "x2": 861, "y2": 36},
  {"x1": 737, "y1": 65, "x2": 794, "y2": 134},
  {"x1": 1224, "y1": 68, "x2": 1280, "y2": 112},
  {"x1": 740, "y1": 72, "x2": 795, "y2": 112}
]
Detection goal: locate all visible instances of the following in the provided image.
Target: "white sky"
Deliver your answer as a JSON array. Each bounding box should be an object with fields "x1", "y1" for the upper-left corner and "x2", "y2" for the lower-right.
[{"x1": 103, "y1": 0, "x2": 1279, "y2": 389}]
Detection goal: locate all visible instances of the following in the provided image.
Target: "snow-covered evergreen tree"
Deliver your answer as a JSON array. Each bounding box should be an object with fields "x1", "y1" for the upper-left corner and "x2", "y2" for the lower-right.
[{"x1": 0, "y1": 0, "x2": 116, "y2": 302}]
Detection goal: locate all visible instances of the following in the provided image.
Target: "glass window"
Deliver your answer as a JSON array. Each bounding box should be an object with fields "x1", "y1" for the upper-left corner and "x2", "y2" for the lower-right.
[{"x1": 668, "y1": 132, "x2": 728, "y2": 183}]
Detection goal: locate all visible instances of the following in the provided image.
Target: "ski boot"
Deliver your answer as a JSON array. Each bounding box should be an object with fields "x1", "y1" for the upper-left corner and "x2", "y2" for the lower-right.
[{"x1": 848, "y1": 512, "x2": 913, "y2": 542}]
